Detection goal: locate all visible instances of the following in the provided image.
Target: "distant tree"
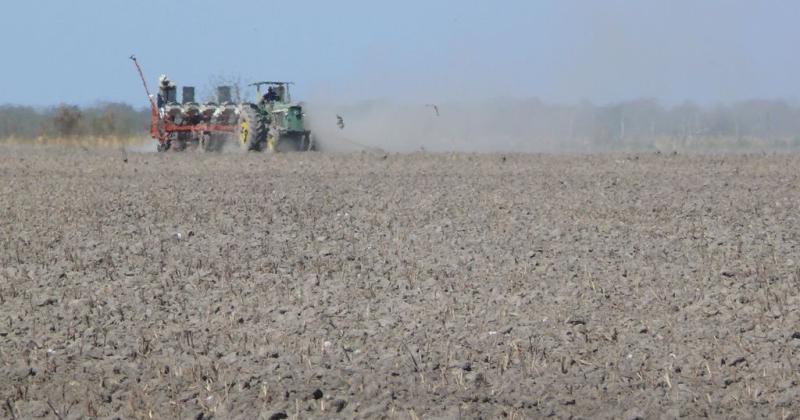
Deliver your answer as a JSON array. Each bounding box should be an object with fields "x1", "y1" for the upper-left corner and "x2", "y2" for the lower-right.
[{"x1": 52, "y1": 104, "x2": 83, "y2": 136}]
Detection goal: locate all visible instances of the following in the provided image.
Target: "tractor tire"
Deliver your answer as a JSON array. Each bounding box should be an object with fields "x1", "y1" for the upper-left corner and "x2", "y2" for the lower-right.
[{"x1": 238, "y1": 107, "x2": 266, "y2": 151}]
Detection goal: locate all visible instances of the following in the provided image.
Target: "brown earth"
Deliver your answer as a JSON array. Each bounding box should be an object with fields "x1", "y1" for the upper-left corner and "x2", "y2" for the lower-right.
[{"x1": 1, "y1": 144, "x2": 800, "y2": 419}]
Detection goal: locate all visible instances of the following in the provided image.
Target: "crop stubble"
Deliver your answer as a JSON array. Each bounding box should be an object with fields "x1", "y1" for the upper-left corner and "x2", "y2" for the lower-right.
[{"x1": 1, "y1": 145, "x2": 800, "y2": 418}]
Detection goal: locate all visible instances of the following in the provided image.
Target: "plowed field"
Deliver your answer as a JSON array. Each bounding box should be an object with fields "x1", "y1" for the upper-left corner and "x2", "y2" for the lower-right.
[{"x1": 2, "y1": 145, "x2": 800, "y2": 419}]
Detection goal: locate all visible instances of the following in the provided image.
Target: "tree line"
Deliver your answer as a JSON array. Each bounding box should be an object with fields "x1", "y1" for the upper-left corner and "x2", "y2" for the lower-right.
[
  {"x1": 533, "y1": 98, "x2": 800, "y2": 149},
  {"x1": 0, "y1": 103, "x2": 150, "y2": 139},
  {"x1": 449, "y1": 97, "x2": 800, "y2": 150}
]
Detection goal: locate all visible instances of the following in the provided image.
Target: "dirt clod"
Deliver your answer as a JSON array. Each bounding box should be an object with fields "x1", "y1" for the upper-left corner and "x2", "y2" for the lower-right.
[
  {"x1": 267, "y1": 411, "x2": 288, "y2": 420},
  {"x1": 331, "y1": 399, "x2": 347, "y2": 413}
]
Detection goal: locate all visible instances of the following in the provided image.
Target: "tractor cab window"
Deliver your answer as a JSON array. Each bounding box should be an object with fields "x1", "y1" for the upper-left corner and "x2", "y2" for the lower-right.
[{"x1": 263, "y1": 87, "x2": 279, "y2": 102}]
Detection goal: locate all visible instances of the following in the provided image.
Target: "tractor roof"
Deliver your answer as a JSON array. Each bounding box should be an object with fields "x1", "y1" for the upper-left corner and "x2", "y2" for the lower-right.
[{"x1": 249, "y1": 81, "x2": 294, "y2": 87}]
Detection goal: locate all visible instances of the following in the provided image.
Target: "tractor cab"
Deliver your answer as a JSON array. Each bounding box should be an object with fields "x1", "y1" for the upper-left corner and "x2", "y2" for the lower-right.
[{"x1": 251, "y1": 81, "x2": 293, "y2": 105}]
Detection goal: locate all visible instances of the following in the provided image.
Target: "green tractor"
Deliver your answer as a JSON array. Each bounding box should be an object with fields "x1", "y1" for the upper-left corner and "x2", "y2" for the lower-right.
[{"x1": 238, "y1": 81, "x2": 315, "y2": 152}]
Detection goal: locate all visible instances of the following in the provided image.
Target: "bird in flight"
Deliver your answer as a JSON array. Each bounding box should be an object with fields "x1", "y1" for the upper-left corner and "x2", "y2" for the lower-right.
[{"x1": 425, "y1": 104, "x2": 440, "y2": 116}]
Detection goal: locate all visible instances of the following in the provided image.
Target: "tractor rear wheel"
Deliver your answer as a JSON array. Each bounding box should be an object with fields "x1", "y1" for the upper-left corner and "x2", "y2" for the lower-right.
[{"x1": 238, "y1": 107, "x2": 266, "y2": 151}]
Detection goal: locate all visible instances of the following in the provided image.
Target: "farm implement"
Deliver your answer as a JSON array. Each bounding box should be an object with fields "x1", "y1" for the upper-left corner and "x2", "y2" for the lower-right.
[{"x1": 130, "y1": 55, "x2": 314, "y2": 152}]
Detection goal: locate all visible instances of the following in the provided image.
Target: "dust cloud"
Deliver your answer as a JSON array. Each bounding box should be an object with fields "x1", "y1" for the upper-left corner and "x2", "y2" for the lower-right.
[
  {"x1": 304, "y1": 100, "x2": 585, "y2": 154},
  {"x1": 125, "y1": 137, "x2": 158, "y2": 153},
  {"x1": 299, "y1": 2, "x2": 798, "y2": 154},
  {"x1": 303, "y1": 98, "x2": 800, "y2": 154}
]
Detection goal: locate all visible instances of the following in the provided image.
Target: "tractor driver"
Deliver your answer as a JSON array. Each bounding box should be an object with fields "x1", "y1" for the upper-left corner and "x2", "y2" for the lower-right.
[{"x1": 263, "y1": 86, "x2": 279, "y2": 102}]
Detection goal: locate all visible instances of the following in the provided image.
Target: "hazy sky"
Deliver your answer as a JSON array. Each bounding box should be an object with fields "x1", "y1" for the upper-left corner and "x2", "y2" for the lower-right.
[{"x1": 1, "y1": 0, "x2": 797, "y2": 106}]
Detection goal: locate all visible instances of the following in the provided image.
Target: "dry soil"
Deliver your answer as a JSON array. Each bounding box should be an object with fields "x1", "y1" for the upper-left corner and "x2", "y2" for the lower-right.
[{"x1": 1, "y1": 145, "x2": 800, "y2": 419}]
